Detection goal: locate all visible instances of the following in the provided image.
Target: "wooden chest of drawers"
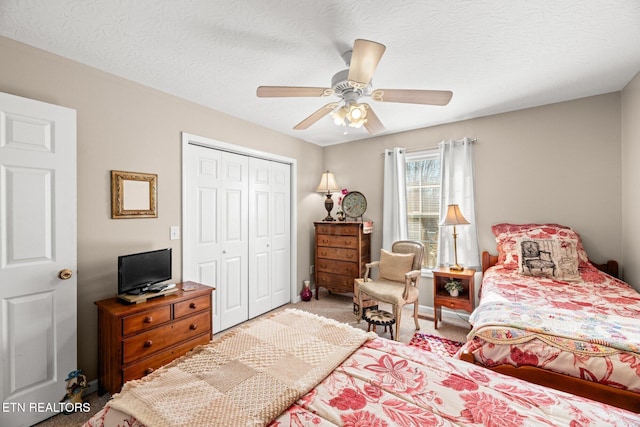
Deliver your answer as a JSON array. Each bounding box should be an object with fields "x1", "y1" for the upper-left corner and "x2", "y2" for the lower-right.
[
  {"x1": 95, "y1": 282, "x2": 214, "y2": 394},
  {"x1": 314, "y1": 222, "x2": 371, "y2": 299}
]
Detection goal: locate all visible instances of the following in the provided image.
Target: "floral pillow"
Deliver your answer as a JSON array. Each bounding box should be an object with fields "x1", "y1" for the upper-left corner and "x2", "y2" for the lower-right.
[
  {"x1": 517, "y1": 237, "x2": 581, "y2": 281},
  {"x1": 492, "y1": 223, "x2": 590, "y2": 269}
]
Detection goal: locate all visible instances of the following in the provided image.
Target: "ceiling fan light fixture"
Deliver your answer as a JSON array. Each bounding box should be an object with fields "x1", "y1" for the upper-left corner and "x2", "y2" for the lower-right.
[
  {"x1": 346, "y1": 103, "x2": 367, "y2": 128},
  {"x1": 331, "y1": 106, "x2": 347, "y2": 125}
]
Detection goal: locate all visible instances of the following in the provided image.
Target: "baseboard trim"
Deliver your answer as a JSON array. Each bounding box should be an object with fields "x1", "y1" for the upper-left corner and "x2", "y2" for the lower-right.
[
  {"x1": 418, "y1": 305, "x2": 470, "y2": 322},
  {"x1": 83, "y1": 379, "x2": 99, "y2": 397}
]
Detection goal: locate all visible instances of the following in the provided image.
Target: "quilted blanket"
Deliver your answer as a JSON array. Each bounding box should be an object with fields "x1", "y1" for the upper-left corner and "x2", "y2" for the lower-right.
[
  {"x1": 469, "y1": 265, "x2": 640, "y2": 353},
  {"x1": 107, "y1": 308, "x2": 376, "y2": 427},
  {"x1": 461, "y1": 265, "x2": 640, "y2": 392}
]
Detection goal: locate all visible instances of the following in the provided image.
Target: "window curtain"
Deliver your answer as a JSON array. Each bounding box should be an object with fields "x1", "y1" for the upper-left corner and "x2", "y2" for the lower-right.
[
  {"x1": 382, "y1": 147, "x2": 408, "y2": 250},
  {"x1": 437, "y1": 138, "x2": 480, "y2": 269}
]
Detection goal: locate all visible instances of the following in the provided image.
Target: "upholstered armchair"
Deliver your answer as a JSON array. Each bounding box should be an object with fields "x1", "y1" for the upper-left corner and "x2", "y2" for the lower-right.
[{"x1": 355, "y1": 240, "x2": 425, "y2": 340}]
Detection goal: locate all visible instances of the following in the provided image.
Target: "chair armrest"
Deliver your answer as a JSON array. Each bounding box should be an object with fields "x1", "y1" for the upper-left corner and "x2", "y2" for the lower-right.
[
  {"x1": 404, "y1": 269, "x2": 421, "y2": 280},
  {"x1": 403, "y1": 269, "x2": 422, "y2": 299},
  {"x1": 364, "y1": 261, "x2": 380, "y2": 281}
]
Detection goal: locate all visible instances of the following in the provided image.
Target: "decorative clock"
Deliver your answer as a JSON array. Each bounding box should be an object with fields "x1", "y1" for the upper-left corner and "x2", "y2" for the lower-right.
[{"x1": 341, "y1": 191, "x2": 367, "y2": 220}]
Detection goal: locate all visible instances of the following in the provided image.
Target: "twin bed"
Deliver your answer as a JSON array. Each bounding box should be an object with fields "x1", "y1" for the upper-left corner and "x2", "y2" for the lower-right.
[
  {"x1": 84, "y1": 223, "x2": 640, "y2": 426},
  {"x1": 458, "y1": 223, "x2": 640, "y2": 412}
]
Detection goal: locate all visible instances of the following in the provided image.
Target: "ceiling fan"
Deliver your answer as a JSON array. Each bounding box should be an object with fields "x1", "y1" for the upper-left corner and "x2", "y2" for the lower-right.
[{"x1": 256, "y1": 39, "x2": 453, "y2": 135}]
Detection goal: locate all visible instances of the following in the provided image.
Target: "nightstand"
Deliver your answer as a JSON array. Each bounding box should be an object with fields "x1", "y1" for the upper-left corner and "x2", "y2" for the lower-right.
[{"x1": 433, "y1": 267, "x2": 475, "y2": 328}]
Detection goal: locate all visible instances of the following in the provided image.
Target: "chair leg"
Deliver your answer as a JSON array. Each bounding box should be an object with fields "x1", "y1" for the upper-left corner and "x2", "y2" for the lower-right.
[
  {"x1": 413, "y1": 302, "x2": 420, "y2": 330},
  {"x1": 356, "y1": 291, "x2": 363, "y2": 324},
  {"x1": 393, "y1": 305, "x2": 401, "y2": 341}
]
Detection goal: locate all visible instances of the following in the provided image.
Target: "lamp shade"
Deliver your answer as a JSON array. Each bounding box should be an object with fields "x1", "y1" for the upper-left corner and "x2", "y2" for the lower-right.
[
  {"x1": 316, "y1": 171, "x2": 340, "y2": 193},
  {"x1": 441, "y1": 204, "x2": 470, "y2": 226}
]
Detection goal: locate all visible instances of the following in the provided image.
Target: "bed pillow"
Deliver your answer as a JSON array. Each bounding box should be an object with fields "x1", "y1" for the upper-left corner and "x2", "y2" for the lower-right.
[
  {"x1": 378, "y1": 249, "x2": 415, "y2": 282},
  {"x1": 517, "y1": 237, "x2": 581, "y2": 281},
  {"x1": 492, "y1": 223, "x2": 590, "y2": 269}
]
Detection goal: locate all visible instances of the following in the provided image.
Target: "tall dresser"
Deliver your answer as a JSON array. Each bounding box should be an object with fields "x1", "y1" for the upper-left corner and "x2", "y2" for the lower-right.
[
  {"x1": 314, "y1": 222, "x2": 371, "y2": 299},
  {"x1": 95, "y1": 282, "x2": 214, "y2": 394}
]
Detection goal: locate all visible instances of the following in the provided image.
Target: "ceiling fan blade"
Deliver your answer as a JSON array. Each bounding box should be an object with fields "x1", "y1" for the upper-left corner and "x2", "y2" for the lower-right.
[
  {"x1": 347, "y1": 39, "x2": 386, "y2": 86},
  {"x1": 257, "y1": 86, "x2": 333, "y2": 98},
  {"x1": 371, "y1": 89, "x2": 453, "y2": 106},
  {"x1": 293, "y1": 102, "x2": 339, "y2": 130},
  {"x1": 362, "y1": 104, "x2": 385, "y2": 135}
]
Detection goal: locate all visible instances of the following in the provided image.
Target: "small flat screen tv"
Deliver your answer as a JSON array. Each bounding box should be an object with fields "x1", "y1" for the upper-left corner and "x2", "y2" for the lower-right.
[{"x1": 118, "y1": 248, "x2": 172, "y2": 295}]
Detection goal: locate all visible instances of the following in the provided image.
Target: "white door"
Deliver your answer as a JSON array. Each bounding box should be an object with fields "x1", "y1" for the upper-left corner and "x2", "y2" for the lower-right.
[
  {"x1": 184, "y1": 145, "x2": 221, "y2": 331},
  {"x1": 248, "y1": 158, "x2": 272, "y2": 318},
  {"x1": 185, "y1": 145, "x2": 248, "y2": 332},
  {"x1": 0, "y1": 92, "x2": 77, "y2": 426},
  {"x1": 249, "y1": 158, "x2": 290, "y2": 318},
  {"x1": 219, "y1": 152, "x2": 249, "y2": 330},
  {"x1": 269, "y1": 161, "x2": 291, "y2": 309}
]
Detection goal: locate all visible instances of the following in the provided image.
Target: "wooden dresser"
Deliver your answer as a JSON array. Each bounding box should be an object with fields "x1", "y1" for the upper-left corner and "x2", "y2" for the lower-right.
[
  {"x1": 95, "y1": 281, "x2": 214, "y2": 395},
  {"x1": 314, "y1": 222, "x2": 371, "y2": 299}
]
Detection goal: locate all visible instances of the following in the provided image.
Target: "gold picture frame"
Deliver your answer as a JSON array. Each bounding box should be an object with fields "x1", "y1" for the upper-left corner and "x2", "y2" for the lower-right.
[{"x1": 111, "y1": 170, "x2": 157, "y2": 219}]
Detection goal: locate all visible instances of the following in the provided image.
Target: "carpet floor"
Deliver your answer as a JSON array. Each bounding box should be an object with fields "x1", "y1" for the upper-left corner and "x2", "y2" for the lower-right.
[{"x1": 35, "y1": 290, "x2": 470, "y2": 426}]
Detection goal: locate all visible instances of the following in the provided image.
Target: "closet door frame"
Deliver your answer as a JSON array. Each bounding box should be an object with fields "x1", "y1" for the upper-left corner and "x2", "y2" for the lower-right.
[{"x1": 181, "y1": 132, "x2": 297, "y2": 328}]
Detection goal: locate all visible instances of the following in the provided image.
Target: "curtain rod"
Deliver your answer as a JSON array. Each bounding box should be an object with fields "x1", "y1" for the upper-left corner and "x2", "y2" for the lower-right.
[{"x1": 380, "y1": 138, "x2": 477, "y2": 156}]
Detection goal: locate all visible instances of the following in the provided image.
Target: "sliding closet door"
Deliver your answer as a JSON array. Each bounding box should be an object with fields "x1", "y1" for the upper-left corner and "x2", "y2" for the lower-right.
[
  {"x1": 185, "y1": 145, "x2": 248, "y2": 332},
  {"x1": 219, "y1": 152, "x2": 249, "y2": 330},
  {"x1": 248, "y1": 158, "x2": 291, "y2": 318}
]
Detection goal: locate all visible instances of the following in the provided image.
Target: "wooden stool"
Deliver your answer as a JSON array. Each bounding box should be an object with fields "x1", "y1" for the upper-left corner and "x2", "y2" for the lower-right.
[{"x1": 363, "y1": 309, "x2": 396, "y2": 340}]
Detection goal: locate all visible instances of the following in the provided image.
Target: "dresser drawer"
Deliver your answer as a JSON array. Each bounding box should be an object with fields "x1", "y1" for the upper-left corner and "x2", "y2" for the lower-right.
[
  {"x1": 316, "y1": 247, "x2": 358, "y2": 262},
  {"x1": 174, "y1": 294, "x2": 211, "y2": 318},
  {"x1": 316, "y1": 224, "x2": 359, "y2": 236},
  {"x1": 122, "y1": 306, "x2": 171, "y2": 336},
  {"x1": 316, "y1": 259, "x2": 358, "y2": 276},
  {"x1": 316, "y1": 234, "x2": 358, "y2": 249},
  {"x1": 122, "y1": 311, "x2": 211, "y2": 364},
  {"x1": 316, "y1": 272, "x2": 355, "y2": 292},
  {"x1": 122, "y1": 334, "x2": 211, "y2": 383}
]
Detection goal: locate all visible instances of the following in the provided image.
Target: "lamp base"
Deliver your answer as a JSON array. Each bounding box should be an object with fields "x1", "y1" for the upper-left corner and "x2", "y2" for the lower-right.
[
  {"x1": 449, "y1": 264, "x2": 464, "y2": 272},
  {"x1": 323, "y1": 193, "x2": 335, "y2": 222}
]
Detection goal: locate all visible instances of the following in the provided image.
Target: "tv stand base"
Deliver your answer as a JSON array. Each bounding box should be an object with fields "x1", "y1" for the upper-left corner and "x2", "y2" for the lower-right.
[{"x1": 117, "y1": 287, "x2": 178, "y2": 304}]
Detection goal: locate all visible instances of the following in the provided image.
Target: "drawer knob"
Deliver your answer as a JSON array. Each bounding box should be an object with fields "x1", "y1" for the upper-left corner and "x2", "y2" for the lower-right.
[
  {"x1": 189, "y1": 302, "x2": 197, "y2": 309},
  {"x1": 144, "y1": 316, "x2": 153, "y2": 323},
  {"x1": 144, "y1": 368, "x2": 154, "y2": 375},
  {"x1": 144, "y1": 340, "x2": 153, "y2": 348},
  {"x1": 190, "y1": 324, "x2": 198, "y2": 330}
]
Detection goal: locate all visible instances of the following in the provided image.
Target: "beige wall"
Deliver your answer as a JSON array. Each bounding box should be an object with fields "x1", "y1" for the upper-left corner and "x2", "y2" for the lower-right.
[
  {"x1": 0, "y1": 36, "x2": 324, "y2": 381},
  {"x1": 622, "y1": 71, "x2": 640, "y2": 287},
  {"x1": 324, "y1": 93, "x2": 626, "y2": 306}
]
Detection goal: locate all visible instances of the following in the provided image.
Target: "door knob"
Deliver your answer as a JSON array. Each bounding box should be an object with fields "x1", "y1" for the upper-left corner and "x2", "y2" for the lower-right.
[{"x1": 58, "y1": 269, "x2": 73, "y2": 280}]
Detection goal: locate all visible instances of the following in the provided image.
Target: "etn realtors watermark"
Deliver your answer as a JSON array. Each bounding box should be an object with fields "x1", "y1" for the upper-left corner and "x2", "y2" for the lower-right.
[{"x1": 2, "y1": 401, "x2": 91, "y2": 413}]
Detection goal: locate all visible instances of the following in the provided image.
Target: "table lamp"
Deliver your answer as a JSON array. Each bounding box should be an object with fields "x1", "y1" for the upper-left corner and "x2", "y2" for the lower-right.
[
  {"x1": 316, "y1": 170, "x2": 340, "y2": 221},
  {"x1": 441, "y1": 204, "x2": 469, "y2": 271}
]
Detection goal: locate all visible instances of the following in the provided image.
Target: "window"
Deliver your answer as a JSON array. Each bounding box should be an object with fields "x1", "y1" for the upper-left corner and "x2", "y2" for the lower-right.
[{"x1": 406, "y1": 150, "x2": 440, "y2": 269}]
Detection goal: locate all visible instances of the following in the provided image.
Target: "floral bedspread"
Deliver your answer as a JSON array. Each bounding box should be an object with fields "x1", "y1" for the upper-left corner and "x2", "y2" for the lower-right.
[
  {"x1": 87, "y1": 338, "x2": 640, "y2": 426},
  {"x1": 459, "y1": 265, "x2": 640, "y2": 392}
]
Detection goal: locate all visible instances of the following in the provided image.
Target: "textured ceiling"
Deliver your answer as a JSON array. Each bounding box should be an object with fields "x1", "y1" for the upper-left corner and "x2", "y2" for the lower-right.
[{"x1": 1, "y1": 1, "x2": 639, "y2": 146}]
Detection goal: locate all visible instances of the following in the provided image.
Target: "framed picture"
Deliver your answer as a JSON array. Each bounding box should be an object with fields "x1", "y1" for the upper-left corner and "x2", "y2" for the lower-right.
[{"x1": 111, "y1": 170, "x2": 157, "y2": 219}]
